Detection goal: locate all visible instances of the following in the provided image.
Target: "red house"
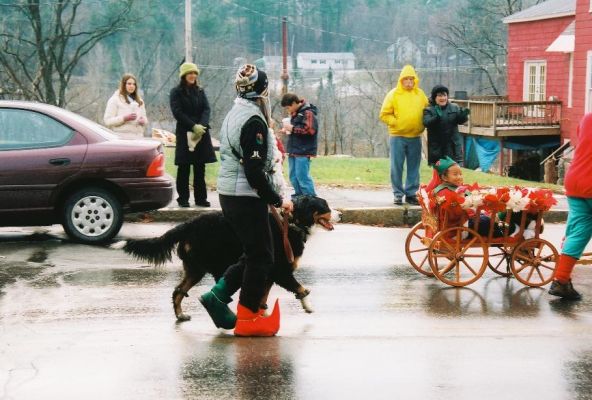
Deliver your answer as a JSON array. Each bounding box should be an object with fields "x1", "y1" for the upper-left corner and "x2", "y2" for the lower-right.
[{"x1": 504, "y1": 0, "x2": 592, "y2": 145}]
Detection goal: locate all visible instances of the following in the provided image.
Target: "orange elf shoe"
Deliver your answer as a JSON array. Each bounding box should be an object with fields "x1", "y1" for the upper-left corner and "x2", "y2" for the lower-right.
[{"x1": 234, "y1": 299, "x2": 280, "y2": 337}]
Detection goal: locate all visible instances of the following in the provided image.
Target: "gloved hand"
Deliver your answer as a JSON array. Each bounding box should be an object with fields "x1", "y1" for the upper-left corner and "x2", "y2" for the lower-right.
[
  {"x1": 187, "y1": 130, "x2": 202, "y2": 152},
  {"x1": 192, "y1": 124, "x2": 206, "y2": 136},
  {"x1": 188, "y1": 125, "x2": 206, "y2": 151},
  {"x1": 124, "y1": 113, "x2": 137, "y2": 122},
  {"x1": 434, "y1": 105, "x2": 443, "y2": 118},
  {"x1": 460, "y1": 107, "x2": 471, "y2": 118}
]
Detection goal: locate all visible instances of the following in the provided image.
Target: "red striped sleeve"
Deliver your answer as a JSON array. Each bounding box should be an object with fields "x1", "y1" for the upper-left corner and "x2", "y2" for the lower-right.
[{"x1": 293, "y1": 110, "x2": 316, "y2": 135}]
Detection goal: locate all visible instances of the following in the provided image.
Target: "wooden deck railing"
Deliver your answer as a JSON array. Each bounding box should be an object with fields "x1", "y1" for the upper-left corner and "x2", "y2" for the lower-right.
[{"x1": 453, "y1": 100, "x2": 562, "y2": 128}]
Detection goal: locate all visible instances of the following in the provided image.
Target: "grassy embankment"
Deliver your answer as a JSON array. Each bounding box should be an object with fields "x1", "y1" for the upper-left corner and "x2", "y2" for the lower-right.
[{"x1": 163, "y1": 147, "x2": 562, "y2": 191}]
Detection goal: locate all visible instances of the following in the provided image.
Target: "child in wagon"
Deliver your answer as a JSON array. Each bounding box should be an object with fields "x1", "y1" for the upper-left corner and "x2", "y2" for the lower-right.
[
  {"x1": 427, "y1": 156, "x2": 496, "y2": 237},
  {"x1": 426, "y1": 156, "x2": 541, "y2": 239}
]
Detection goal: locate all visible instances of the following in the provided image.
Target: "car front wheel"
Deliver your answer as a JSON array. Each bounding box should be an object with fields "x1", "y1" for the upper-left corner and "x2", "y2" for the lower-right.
[{"x1": 62, "y1": 187, "x2": 123, "y2": 244}]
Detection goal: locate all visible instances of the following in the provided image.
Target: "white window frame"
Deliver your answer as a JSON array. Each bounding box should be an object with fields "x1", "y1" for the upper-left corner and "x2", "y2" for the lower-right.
[
  {"x1": 568, "y1": 52, "x2": 574, "y2": 108},
  {"x1": 585, "y1": 51, "x2": 592, "y2": 113},
  {"x1": 523, "y1": 60, "x2": 547, "y2": 102}
]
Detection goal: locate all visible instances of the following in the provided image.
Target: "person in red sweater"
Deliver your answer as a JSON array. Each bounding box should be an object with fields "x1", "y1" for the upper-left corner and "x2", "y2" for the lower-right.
[{"x1": 549, "y1": 113, "x2": 592, "y2": 300}]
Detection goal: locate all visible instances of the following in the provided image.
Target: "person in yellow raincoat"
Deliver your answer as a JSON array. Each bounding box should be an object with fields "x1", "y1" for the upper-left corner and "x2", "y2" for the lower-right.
[{"x1": 379, "y1": 64, "x2": 429, "y2": 205}]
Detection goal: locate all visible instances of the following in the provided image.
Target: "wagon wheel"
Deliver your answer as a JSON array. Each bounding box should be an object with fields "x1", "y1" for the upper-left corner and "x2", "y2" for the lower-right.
[
  {"x1": 510, "y1": 238, "x2": 558, "y2": 287},
  {"x1": 428, "y1": 226, "x2": 488, "y2": 287},
  {"x1": 405, "y1": 222, "x2": 433, "y2": 277},
  {"x1": 488, "y1": 245, "x2": 513, "y2": 277}
]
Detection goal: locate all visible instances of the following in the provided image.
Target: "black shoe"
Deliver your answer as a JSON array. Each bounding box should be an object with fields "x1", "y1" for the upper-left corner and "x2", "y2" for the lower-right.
[
  {"x1": 177, "y1": 201, "x2": 190, "y2": 208},
  {"x1": 195, "y1": 200, "x2": 211, "y2": 207},
  {"x1": 406, "y1": 196, "x2": 420, "y2": 206},
  {"x1": 394, "y1": 197, "x2": 403, "y2": 205},
  {"x1": 548, "y1": 280, "x2": 582, "y2": 301}
]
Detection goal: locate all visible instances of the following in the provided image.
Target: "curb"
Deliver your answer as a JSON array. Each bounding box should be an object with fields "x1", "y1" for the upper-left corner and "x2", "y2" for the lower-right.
[{"x1": 126, "y1": 207, "x2": 569, "y2": 226}]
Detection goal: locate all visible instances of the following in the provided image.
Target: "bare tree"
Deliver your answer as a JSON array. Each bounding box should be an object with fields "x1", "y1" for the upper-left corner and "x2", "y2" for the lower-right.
[
  {"x1": 437, "y1": 0, "x2": 545, "y2": 95},
  {"x1": 0, "y1": 0, "x2": 135, "y2": 106}
]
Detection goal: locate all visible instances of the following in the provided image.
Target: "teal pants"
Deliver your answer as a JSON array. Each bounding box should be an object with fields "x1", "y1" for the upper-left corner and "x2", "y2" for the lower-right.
[{"x1": 563, "y1": 196, "x2": 592, "y2": 258}]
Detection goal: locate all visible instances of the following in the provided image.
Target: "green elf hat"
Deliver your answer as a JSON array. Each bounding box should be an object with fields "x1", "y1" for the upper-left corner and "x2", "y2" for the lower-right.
[{"x1": 434, "y1": 156, "x2": 457, "y2": 175}]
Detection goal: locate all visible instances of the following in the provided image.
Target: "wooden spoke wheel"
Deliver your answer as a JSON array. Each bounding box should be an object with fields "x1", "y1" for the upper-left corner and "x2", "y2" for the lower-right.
[
  {"x1": 405, "y1": 222, "x2": 433, "y2": 277},
  {"x1": 428, "y1": 226, "x2": 488, "y2": 287},
  {"x1": 510, "y1": 238, "x2": 558, "y2": 287},
  {"x1": 488, "y1": 245, "x2": 513, "y2": 277}
]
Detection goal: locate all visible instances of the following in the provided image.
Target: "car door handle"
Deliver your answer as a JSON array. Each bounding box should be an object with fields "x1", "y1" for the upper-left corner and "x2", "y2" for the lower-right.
[{"x1": 49, "y1": 158, "x2": 71, "y2": 166}]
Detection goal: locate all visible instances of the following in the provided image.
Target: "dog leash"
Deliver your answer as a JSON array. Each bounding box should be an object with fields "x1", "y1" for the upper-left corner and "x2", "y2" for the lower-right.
[{"x1": 270, "y1": 205, "x2": 294, "y2": 263}]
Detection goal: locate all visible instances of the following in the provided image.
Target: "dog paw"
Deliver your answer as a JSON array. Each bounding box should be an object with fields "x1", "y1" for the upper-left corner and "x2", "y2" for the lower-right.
[
  {"x1": 300, "y1": 297, "x2": 314, "y2": 313},
  {"x1": 176, "y1": 313, "x2": 191, "y2": 322},
  {"x1": 110, "y1": 240, "x2": 127, "y2": 250}
]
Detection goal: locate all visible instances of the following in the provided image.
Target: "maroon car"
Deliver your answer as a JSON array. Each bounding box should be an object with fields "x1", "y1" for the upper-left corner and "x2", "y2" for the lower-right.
[{"x1": 0, "y1": 101, "x2": 173, "y2": 243}]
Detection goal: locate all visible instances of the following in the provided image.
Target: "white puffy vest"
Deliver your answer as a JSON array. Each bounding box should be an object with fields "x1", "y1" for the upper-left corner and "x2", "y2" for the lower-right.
[{"x1": 217, "y1": 98, "x2": 276, "y2": 197}]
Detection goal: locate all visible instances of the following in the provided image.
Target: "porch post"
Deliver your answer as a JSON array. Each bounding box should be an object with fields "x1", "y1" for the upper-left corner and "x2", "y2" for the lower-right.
[{"x1": 499, "y1": 138, "x2": 504, "y2": 175}]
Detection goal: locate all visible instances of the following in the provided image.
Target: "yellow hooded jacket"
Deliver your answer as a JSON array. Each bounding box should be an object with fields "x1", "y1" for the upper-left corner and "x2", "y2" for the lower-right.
[{"x1": 379, "y1": 65, "x2": 429, "y2": 137}]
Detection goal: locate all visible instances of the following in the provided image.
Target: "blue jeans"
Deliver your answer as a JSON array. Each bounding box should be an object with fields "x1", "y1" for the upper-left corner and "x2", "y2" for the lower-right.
[
  {"x1": 288, "y1": 156, "x2": 316, "y2": 197},
  {"x1": 562, "y1": 197, "x2": 592, "y2": 259},
  {"x1": 389, "y1": 136, "x2": 421, "y2": 199}
]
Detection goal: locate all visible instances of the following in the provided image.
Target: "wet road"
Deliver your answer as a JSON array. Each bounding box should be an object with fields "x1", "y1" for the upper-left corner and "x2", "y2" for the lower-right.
[{"x1": 1, "y1": 223, "x2": 592, "y2": 400}]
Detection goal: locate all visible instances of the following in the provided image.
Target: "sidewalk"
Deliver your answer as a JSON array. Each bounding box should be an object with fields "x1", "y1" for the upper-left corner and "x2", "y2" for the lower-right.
[{"x1": 127, "y1": 185, "x2": 569, "y2": 226}]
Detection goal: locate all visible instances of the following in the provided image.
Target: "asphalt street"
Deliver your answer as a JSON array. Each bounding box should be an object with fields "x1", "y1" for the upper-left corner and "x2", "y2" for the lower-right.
[{"x1": 1, "y1": 222, "x2": 592, "y2": 400}]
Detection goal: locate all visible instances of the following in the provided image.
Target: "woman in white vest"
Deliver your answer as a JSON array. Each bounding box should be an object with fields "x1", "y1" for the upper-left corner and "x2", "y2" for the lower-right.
[
  {"x1": 103, "y1": 73, "x2": 148, "y2": 139},
  {"x1": 199, "y1": 64, "x2": 293, "y2": 337}
]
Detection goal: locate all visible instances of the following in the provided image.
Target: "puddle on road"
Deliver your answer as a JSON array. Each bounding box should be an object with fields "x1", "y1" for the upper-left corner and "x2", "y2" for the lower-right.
[
  {"x1": 27, "y1": 249, "x2": 49, "y2": 263},
  {"x1": 0, "y1": 262, "x2": 47, "y2": 295},
  {"x1": 61, "y1": 268, "x2": 174, "y2": 287}
]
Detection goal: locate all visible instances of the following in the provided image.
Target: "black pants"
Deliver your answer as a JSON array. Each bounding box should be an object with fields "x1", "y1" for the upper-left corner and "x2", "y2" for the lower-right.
[
  {"x1": 176, "y1": 163, "x2": 207, "y2": 204},
  {"x1": 220, "y1": 194, "x2": 274, "y2": 313}
]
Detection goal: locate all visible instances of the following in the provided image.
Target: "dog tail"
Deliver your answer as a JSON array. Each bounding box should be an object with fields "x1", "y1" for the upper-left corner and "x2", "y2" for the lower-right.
[{"x1": 119, "y1": 221, "x2": 194, "y2": 266}]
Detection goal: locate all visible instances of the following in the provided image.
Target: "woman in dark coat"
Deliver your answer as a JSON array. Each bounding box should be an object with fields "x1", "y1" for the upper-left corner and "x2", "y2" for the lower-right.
[
  {"x1": 423, "y1": 84, "x2": 470, "y2": 166},
  {"x1": 169, "y1": 62, "x2": 217, "y2": 207}
]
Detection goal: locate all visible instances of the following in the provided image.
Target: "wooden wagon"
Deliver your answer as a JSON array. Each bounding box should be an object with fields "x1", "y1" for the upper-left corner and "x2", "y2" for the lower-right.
[{"x1": 405, "y1": 186, "x2": 558, "y2": 287}]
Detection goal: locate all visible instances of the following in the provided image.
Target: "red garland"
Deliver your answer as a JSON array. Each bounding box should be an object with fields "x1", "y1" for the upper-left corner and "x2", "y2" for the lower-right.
[
  {"x1": 526, "y1": 189, "x2": 557, "y2": 213},
  {"x1": 437, "y1": 190, "x2": 465, "y2": 218}
]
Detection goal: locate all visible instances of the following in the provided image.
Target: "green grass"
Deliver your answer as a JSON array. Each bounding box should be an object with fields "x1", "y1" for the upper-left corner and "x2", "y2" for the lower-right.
[{"x1": 164, "y1": 147, "x2": 562, "y2": 191}]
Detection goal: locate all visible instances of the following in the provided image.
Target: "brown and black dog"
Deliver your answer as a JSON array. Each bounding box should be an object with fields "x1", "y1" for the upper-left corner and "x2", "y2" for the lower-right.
[{"x1": 114, "y1": 196, "x2": 336, "y2": 321}]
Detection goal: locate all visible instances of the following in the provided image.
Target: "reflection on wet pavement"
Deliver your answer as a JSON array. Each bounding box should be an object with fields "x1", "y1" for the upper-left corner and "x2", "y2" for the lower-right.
[
  {"x1": 1, "y1": 223, "x2": 592, "y2": 399},
  {"x1": 180, "y1": 338, "x2": 296, "y2": 400}
]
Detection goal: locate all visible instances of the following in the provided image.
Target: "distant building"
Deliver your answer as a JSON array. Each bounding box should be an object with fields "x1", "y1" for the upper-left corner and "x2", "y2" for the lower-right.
[
  {"x1": 296, "y1": 53, "x2": 356, "y2": 70},
  {"x1": 259, "y1": 56, "x2": 294, "y2": 72}
]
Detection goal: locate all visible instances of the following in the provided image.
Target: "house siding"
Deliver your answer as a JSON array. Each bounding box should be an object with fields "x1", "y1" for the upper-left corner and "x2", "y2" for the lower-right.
[
  {"x1": 507, "y1": 16, "x2": 573, "y2": 139},
  {"x1": 569, "y1": 0, "x2": 592, "y2": 143}
]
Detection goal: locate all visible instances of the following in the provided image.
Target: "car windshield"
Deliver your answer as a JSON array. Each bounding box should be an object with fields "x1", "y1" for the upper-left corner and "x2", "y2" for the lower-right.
[{"x1": 57, "y1": 107, "x2": 119, "y2": 139}]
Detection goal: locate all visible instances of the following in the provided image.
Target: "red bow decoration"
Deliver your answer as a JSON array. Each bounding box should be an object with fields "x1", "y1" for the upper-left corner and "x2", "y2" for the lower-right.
[
  {"x1": 482, "y1": 193, "x2": 506, "y2": 213},
  {"x1": 438, "y1": 190, "x2": 466, "y2": 218},
  {"x1": 526, "y1": 189, "x2": 557, "y2": 213},
  {"x1": 496, "y1": 187, "x2": 511, "y2": 203}
]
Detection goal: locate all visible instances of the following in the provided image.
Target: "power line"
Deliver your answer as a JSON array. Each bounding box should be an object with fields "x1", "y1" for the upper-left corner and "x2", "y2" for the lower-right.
[
  {"x1": 0, "y1": 0, "x2": 131, "y2": 6},
  {"x1": 220, "y1": 0, "x2": 395, "y2": 46}
]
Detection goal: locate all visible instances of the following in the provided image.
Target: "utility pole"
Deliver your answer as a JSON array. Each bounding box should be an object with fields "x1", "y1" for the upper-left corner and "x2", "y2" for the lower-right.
[
  {"x1": 185, "y1": 0, "x2": 192, "y2": 62},
  {"x1": 281, "y1": 16, "x2": 289, "y2": 95}
]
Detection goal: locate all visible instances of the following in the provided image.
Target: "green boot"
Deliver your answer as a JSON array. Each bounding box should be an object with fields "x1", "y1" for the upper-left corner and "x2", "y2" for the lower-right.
[{"x1": 199, "y1": 278, "x2": 237, "y2": 329}]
